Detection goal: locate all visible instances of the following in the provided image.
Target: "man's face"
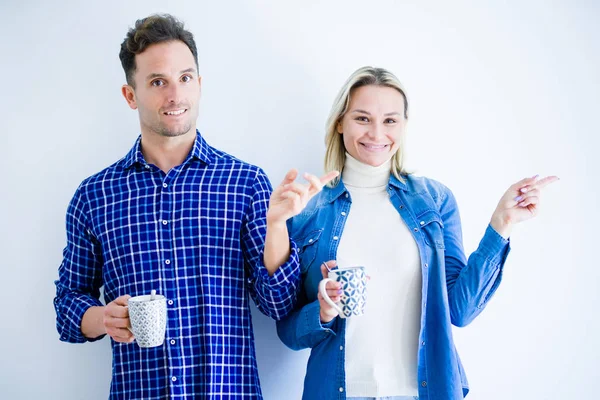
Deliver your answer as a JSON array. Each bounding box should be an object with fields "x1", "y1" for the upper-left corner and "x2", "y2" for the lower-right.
[{"x1": 123, "y1": 40, "x2": 201, "y2": 138}]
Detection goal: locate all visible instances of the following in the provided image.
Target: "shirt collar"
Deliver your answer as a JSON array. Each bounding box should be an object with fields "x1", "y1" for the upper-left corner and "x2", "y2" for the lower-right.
[
  {"x1": 122, "y1": 130, "x2": 214, "y2": 170},
  {"x1": 388, "y1": 174, "x2": 408, "y2": 191}
]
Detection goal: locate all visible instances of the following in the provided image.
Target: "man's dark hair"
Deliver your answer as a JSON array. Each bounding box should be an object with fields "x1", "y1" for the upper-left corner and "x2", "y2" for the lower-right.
[{"x1": 119, "y1": 14, "x2": 199, "y2": 87}]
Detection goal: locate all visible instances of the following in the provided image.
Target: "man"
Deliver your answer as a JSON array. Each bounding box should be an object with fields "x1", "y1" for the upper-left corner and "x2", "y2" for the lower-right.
[{"x1": 54, "y1": 14, "x2": 337, "y2": 399}]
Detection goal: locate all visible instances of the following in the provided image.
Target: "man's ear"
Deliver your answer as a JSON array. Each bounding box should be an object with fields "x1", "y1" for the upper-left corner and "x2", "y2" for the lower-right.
[{"x1": 121, "y1": 84, "x2": 137, "y2": 110}]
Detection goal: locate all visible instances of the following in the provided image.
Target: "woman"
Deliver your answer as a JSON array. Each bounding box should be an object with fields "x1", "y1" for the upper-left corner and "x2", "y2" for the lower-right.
[{"x1": 275, "y1": 66, "x2": 558, "y2": 400}]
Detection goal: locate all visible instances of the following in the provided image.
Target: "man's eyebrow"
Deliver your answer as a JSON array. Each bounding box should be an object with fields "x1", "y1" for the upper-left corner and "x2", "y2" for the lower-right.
[
  {"x1": 145, "y1": 72, "x2": 166, "y2": 81},
  {"x1": 145, "y1": 68, "x2": 197, "y2": 81}
]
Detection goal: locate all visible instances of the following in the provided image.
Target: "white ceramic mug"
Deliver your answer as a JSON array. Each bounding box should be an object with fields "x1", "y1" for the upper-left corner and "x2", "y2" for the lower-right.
[
  {"x1": 127, "y1": 292, "x2": 167, "y2": 348},
  {"x1": 318, "y1": 266, "x2": 367, "y2": 318}
]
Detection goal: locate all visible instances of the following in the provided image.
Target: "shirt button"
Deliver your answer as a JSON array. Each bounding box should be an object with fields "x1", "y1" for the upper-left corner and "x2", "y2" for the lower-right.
[
  {"x1": 424, "y1": 263, "x2": 428, "y2": 268},
  {"x1": 333, "y1": 236, "x2": 339, "y2": 240},
  {"x1": 421, "y1": 381, "x2": 427, "y2": 387},
  {"x1": 308, "y1": 239, "x2": 313, "y2": 243},
  {"x1": 422, "y1": 341, "x2": 426, "y2": 346},
  {"x1": 165, "y1": 259, "x2": 171, "y2": 265},
  {"x1": 144, "y1": 165, "x2": 150, "y2": 169},
  {"x1": 345, "y1": 193, "x2": 349, "y2": 198},
  {"x1": 162, "y1": 220, "x2": 168, "y2": 225},
  {"x1": 163, "y1": 183, "x2": 168, "y2": 188},
  {"x1": 420, "y1": 221, "x2": 425, "y2": 226},
  {"x1": 172, "y1": 376, "x2": 177, "y2": 382},
  {"x1": 413, "y1": 227, "x2": 418, "y2": 232},
  {"x1": 339, "y1": 387, "x2": 344, "y2": 392},
  {"x1": 400, "y1": 205, "x2": 404, "y2": 209},
  {"x1": 340, "y1": 346, "x2": 343, "y2": 351},
  {"x1": 341, "y1": 212, "x2": 346, "y2": 216},
  {"x1": 168, "y1": 300, "x2": 174, "y2": 305},
  {"x1": 170, "y1": 339, "x2": 176, "y2": 345}
]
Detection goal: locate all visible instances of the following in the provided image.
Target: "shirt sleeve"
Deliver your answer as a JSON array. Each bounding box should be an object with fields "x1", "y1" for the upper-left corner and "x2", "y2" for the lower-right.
[
  {"x1": 276, "y1": 298, "x2": 337, "y2": 351},
  {"x1": 441, "y1": 186, "x2": 511, "y2": 327},
  {"x1": 53, "y1": 185, "x2": 105, "y2": 343},
  {"x1": 241, "y1": 169, "x2": 301, "y2": 321}
]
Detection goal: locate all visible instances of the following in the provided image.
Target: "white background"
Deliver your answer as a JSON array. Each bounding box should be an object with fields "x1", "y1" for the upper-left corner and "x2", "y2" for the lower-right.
[{"x1": 1, "y1": 1, "x2": 598, "y2": 399}]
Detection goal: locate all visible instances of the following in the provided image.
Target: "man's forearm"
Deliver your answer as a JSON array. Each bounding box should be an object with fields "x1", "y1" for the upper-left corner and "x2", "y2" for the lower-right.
[{"x1": 263, "y1": 221, "x2": 291, "y2": 276}]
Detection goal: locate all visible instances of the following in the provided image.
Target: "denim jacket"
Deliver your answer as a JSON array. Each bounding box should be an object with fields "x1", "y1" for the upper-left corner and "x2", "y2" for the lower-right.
[{"x1": 276, "y1": 174, "x2": 510, "y2": 400}]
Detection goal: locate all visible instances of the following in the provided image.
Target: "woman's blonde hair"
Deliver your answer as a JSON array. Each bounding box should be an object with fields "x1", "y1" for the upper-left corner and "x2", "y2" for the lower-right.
[{"x1": 324, "y1": 66, "x2": 409, "y2": 187}]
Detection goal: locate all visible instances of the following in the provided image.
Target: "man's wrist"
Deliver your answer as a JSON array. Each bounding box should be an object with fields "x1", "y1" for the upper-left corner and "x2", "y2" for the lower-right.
[{"x1": 81, "y1": 306, "x2": 106, "y2": 339}]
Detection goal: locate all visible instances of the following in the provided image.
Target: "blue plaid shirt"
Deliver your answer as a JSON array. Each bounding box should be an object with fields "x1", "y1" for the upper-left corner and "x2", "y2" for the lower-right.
[{"x1": 54, "y1": 131, "x2": 300, "y2": 399}]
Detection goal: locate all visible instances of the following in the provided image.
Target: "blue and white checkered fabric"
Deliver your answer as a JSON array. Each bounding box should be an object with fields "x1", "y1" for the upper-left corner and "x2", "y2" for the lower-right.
[{"x1": 54, "y1": 132, "x2": 300, "y2": 399}]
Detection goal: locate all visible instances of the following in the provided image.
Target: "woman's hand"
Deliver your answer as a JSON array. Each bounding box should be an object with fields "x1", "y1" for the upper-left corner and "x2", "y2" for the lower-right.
[
  {"x1": 318, "y1": 260, "x2": 341, "y2": 323},
  {"x1": 490, "y1": 175, "x2": 559, "y2": 238}
]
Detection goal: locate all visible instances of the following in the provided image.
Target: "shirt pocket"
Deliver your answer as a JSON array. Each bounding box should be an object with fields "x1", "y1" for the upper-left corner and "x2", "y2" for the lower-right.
[
  {"x1": 416, "y1": 210, "x2": 445, "y2": 249},
  {"x1": 295, "y1": 229, "x2": 323, "y2": 273}
]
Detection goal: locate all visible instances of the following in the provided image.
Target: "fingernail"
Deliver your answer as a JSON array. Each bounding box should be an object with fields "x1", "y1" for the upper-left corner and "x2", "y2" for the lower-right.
[
  {"x1": 514, "y1": 195, "x2": 523, "y2": 202},
  {"x1": 520, "y1": 187, "x2": 528, "y2": 193},
  {"x1": 337, "y1": 289, "x2": 343, "y2": 294},
  {"x1": 532, "y1": 174, "x2": 539, "y2": 179},
  {"x1": 518, "y1": 202, "x2": 527, "y2": 207}
]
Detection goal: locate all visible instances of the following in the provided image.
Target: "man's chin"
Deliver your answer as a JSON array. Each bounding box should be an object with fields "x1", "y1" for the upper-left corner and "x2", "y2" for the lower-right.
[{"x1": 157, "y1": 125, "x2": 194, "y2": 138}]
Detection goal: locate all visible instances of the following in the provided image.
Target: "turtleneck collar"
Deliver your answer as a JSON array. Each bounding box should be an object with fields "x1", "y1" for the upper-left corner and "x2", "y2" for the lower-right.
[{"x1": 341, "y1": 152, "x2": 391, "y2": 189}]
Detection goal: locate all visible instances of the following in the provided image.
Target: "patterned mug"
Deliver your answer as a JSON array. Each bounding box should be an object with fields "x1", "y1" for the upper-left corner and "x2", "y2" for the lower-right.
[
  {"x1": 128, "y1": 292, "x2": 167, "y2": 348},
  {"x1": 318, "y1": 266, "x2": 367, "y2": 318}
]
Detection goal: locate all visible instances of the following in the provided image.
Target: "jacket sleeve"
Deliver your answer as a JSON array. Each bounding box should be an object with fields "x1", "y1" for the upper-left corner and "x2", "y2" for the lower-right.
[
  {"x1": 276, "y1": 291, "x2": 338, "y2": 351},
  {"x1": 441, "y1": 187, "x2": 511, "y2": 327},
  {"x1": 276, "y1": 214, "x2": 338, "y2": 350}
]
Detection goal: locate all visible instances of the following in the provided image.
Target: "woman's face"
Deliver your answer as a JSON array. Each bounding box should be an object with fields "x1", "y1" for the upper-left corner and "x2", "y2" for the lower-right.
[{"x1": 337, "y1": 85, "x2": 407, "y2": 167}]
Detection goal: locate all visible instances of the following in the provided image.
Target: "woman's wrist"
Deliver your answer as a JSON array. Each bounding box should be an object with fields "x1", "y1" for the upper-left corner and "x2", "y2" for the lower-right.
[{"x1": 490, "y1": 213, "x2": 513, "y2": 239}]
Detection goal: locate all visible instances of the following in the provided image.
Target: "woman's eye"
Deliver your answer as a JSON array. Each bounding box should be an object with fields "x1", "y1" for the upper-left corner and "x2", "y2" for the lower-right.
[
  {"x1": 385, "y1": 118, "x2": 397, "y2": 124},
  {"x1": 355, "y1": 116, "x2": 369, "y2": 122}
]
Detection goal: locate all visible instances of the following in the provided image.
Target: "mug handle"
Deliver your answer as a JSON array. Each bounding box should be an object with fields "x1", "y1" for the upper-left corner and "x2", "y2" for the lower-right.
[
  {"x1": 318, "y1": 278, "x2": 344, "y2": 316},
  {"x1": 124, "y1": 304, "x2": 134, "y2": 334}
]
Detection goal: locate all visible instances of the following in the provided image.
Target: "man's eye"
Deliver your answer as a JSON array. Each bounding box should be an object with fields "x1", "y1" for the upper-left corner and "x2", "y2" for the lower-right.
[
  {"x1": 151, "y1": 80, "x2": 164, "y2": 87},
  {"x1": 182, "y1": 75, "x2": 192, "y2": 83}
]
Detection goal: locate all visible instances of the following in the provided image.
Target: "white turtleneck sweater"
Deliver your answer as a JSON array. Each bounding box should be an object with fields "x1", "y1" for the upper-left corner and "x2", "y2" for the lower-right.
[{"x1": 337, "y1": 153, "x2": 422, "y2": 398}]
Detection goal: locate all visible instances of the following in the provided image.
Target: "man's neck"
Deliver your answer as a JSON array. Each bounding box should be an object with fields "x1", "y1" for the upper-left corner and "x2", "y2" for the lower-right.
[{"x1": 140, "y1": 129, "x2": 197, "y2": 173}]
